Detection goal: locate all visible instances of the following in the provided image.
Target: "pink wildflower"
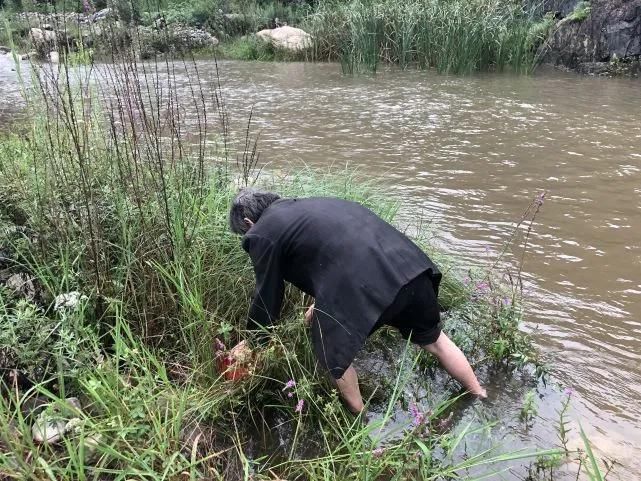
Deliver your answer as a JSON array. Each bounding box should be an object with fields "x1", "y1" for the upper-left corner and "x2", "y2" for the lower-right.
[
  {"x1": 564, "y1": 387, "x2": 574, "y2": 397},
  {"x1": 295, "y1": 399, "x2": 305, "y2": 413},
  {"x1": 288, "y1": 392, "x2": 294, "y2": 398},
  {"x1": 372, "y1": 447, "x2": 385, "y2": 458},
  {"x1": 409, "y1": 403, "x2": 425, "y2": 426},
  {"x1": 283, "y1": 379, "x2": 296, "y2": 391}
]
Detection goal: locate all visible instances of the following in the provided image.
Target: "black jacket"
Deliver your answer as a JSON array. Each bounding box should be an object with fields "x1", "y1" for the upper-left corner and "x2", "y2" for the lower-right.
[{"x1": 242, "y1": 197, "x2": 441, "y2": 378}]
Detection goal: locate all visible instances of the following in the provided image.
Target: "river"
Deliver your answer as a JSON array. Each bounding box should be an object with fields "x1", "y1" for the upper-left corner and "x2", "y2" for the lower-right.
[{"x1": 1, "y1": 56, "x2": 640, "y2": 478}]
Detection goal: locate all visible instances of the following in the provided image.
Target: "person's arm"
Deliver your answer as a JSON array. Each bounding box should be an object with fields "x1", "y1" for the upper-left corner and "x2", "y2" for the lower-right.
[{"x1": 244, "y1": 234, "x2": 285, "y2": 340}]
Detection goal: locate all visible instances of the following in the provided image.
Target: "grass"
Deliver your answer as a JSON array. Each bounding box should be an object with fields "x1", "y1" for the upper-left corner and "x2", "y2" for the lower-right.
[
  {"x1": 567, "y1": 1, "x2": 591, "y2": 22},
  {"x1": 0, "y1": 33, "x2": 611, "y2": 479},
  {"x1": 304, "y1": 0, "x2": 552, "y2": 74}
]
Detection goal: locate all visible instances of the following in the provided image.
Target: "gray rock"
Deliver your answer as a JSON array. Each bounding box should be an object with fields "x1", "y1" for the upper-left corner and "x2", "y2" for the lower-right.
[
  {"x1": 31, "y1": 398, "x2": 84, "y2": 444},
  {"x1": 21, "y1": 50, "x2": 38, "y2": 60},
  {"x1": 32, "y1": 413, "x2": 67, "y2": 444},
  {"x1": 255, "y1": 26, "x2": 312, "y2": 51},
  {"x1": 5, "y1": 273, "x2": 36, "y2": 301},
  {"x1": 172, "y1": 26, "x2": 219, "y2": 49},
  {"x1": 83, "y1": 433, "x2": 102, "y2": 462},
  {"x1": 92, "y1": 8, "x2": 113, "y2": 23},
  {"x1": 543, "y1": 0, "x2": 641, "y2": 70}
]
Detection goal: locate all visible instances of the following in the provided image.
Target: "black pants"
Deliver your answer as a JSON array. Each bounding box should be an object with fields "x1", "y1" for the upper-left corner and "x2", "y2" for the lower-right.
[{"x1": 369, "y1": 272, "x2": 442, "y2": 345}]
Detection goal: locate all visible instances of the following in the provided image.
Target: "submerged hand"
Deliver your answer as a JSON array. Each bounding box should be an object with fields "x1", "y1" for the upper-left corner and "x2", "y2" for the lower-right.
[{"x1": 304, "y1": 303, "x2": 315, "y2": 326}]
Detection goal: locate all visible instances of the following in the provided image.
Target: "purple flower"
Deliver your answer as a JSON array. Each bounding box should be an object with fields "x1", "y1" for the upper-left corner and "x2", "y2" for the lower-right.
[
  {"x1": 82, "y1": 0, "x2": 95, "y2": 14},
  {"x1": 535, "y1": 192, "x2": 546, "y2": 207},
  {"x1": 283, "y1": 379, "x2": 296, "y2": 391},
  {"x1": 503, "y1": 297, "x2": 512, "y2": 307},
  {"x1": 409, "y1": 403, "x2": 425, "y2": 426},
  {"x1": 564, "y1": 387, "x2": 574, "y2": 397},
  {"x1": 372, "y1": 447, "x2": 385, "y2": 458},
  {"x1": 214, "y1": 339, "x2": 226, "y2": 352},
  {"x1": 295, "y1": 399, "x2": 305, "y2": 413},
  {"x1": 287, "y1": 392, "x2": 294, "y2": 398}
]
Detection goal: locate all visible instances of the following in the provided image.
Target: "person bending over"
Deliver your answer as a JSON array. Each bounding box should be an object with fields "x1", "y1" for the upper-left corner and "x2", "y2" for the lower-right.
[{"x1": 228, "y1": 188, "x2": 487, "y2": 413}]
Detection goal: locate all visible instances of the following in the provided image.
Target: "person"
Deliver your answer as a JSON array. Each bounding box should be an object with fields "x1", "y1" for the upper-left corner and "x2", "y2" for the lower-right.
[{"x1": 228, "y1": 188, "x2": 487, "y2": 413}]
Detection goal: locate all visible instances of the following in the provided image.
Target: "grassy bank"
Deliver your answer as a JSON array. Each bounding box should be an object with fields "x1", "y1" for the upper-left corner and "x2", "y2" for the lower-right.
[
  {"x1": 1, "y1": 0, "x2": 554, "y2": 73},
  {"x1": 0, "y1": 46, "x2": 609, "y2": 478}
]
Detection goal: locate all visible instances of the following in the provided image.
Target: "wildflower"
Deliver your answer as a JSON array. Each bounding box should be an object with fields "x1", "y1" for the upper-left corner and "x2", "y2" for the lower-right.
[
  {"x1": 535, "y1": 191, "x2": 546, "y2": 207},
  {"x1": 82, "y1": 0, "x2": 95, "y2": 14},
  {"x1": 372, "y1": 447, "x2": 384, "y2": 458},
  {"x1": 409, "y1": 402, "x2": 425, "y2": 426},
  {"x1": 287, "y1": 392, "x2": 294, "y2": 398},
  {"x1": 564, "y1": 387, "x2": 574, "y2": 397},
  {"x1": 295, "y1": 399, "x2": 305, "y2": 413},
  {"x1": 503, "y1": 297, "x2": 512, "y2": 307},
  {"x1": 214, "y1": 339, "x2": 226, "y2": 352},
  {"x1": 283, "y1": 379, "x2": 296, "y2": 391}
]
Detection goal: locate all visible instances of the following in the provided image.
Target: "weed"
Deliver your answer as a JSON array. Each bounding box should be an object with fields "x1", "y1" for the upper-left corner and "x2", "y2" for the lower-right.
[{"x1": 567, "y1": 1, "x2": 591, "y2": 22}]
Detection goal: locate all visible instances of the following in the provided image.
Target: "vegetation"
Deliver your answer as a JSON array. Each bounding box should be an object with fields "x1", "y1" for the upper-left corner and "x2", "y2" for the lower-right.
[
  {"x1": 567, "y1": 1, "x2": 591, "y2": 22},
  {"x1": 304, "y1": 0, "x2": 551, "y2": 74},
  {"x1": 0, "y1": 0, "x2": 555, "y2": 73}
]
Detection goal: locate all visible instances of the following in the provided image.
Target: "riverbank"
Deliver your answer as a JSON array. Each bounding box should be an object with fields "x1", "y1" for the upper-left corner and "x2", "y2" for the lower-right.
[{"x1": 1, "y1": 0, "x2": 638, "y2": 75}]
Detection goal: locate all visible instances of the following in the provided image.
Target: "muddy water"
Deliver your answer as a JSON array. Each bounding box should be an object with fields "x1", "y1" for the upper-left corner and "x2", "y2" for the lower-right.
[{"x1": 1, "y1": 58, "x2": 640, "y2": 476}]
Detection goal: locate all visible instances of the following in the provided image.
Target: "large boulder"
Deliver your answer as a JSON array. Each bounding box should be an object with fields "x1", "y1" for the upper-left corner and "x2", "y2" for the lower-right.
[
  {"x1": 543, "y1": 0, "x2": 641, "y2": 70},
  {"x1": 256, "y1": 26, "x2": 312, "y2": 51},
  {"x1": 30, "y1": 27, "x2": 57, "y2": 48}
]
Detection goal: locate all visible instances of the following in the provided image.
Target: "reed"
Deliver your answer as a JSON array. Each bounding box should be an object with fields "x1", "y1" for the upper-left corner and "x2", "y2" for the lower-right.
[{"x1": 305, "y1": 0, "x2": 552, "y2": 74}]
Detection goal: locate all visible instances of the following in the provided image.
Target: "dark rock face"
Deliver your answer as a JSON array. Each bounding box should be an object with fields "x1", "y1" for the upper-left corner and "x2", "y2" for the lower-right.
[{"x1": 544, "y1": 0, "x2": 641, "y2": 73}]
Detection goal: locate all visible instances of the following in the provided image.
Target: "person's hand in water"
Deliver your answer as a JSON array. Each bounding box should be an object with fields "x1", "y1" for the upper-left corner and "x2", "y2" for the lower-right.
[
  {"x1": 304, "y1": 303, "x2": 315, "y2": 326},
  {"x1": 474, "y1": 387, "x2": 488, "y2": 399}
]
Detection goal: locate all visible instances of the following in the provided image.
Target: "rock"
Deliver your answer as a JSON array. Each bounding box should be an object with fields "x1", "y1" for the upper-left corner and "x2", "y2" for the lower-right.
[
  {"x1": 82, "y1": 433, "x2": 102, "y2": 462},
  {"x1": 92, "y1": 8, "x2": 113, "y2": 23},
  {"x1": 256, "y1": 26, "x2": 312, "y2": 51},
  {"x1": 5, "y1": 273, "x2": 37, "y2": 301},
  {"x1": 21, "y1": 50, "x2": 37, "y2": 60},
  {"x1": 31, "y1": 398, "x2": 84, "y2": 444},
  {"x1": 0, "y1": 46, "x2": 10, "y2": 54},
  {"x1": 172, "y1": 26, "x2": 219, "y2": 49},
  {"x1": 54, "y1": 291, "x2": 87, "y2": 311},
  {"x1": 30, "y1": 27, "x2": 57, "y2": 52},
  {"x1": 49, "y1": 51, "x2": 60, "y2": 63},
  {"x1": 543, "y1": 0, "x2": 641, "y2": 70},
  {"x1": 42, "y1": 23, "x2": 53, "y2": 31},
  {"x1": 32, "y1": 413, "x2": 67, "y2": 444}
]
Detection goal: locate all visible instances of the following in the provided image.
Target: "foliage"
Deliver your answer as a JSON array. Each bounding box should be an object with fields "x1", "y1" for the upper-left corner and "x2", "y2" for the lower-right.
[
  {"x1": 304, "y1": 0, "x2": 548, "y2": 74},
  {"x1": 567, "y1": 1, "x2": 591, "y2": 22}
]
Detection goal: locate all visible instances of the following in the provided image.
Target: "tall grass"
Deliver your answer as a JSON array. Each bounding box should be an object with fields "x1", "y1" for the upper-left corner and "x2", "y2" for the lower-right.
[{"x1": 305, "y1": 0, "x2": 553, "y2": 74}]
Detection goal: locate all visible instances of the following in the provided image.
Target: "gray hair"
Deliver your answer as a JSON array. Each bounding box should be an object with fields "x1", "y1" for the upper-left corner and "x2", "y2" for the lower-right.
[{"x1": 229, "y1": 188, "x2": 281, "y2": 235}]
